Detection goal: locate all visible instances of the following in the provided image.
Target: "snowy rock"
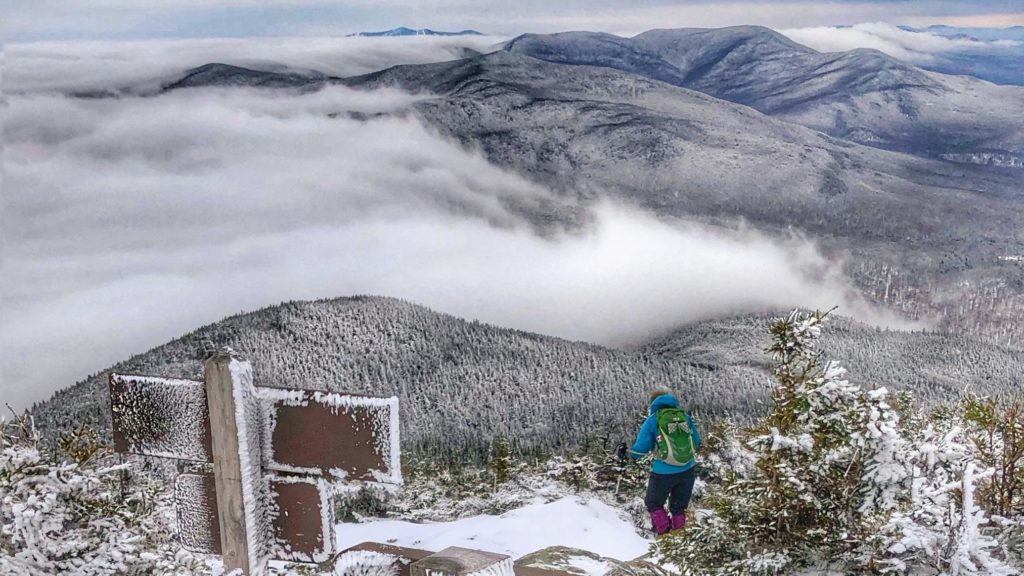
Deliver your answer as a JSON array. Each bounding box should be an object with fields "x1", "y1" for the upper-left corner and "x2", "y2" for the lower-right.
[{"x1": 410, "y1": 547, "x2": 513, "y2": 576}]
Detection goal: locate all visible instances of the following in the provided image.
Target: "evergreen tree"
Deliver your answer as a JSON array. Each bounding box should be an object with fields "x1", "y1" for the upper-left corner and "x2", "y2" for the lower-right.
[
  {"x1": 0, "y1": 413, "x2": 203, "y2": 576},
  {"x1": 489, "y1": 436, "x2": 512, "y2": 486}
]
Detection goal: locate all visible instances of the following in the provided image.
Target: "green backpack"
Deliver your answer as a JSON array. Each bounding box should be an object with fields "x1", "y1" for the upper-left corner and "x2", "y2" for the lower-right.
[{"x1": 655, "y1": 408, "x2": 696, "y2": 466}]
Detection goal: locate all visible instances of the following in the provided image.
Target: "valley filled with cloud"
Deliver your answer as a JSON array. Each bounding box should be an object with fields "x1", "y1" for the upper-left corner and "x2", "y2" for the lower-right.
[{"x1": 2, "y1": 38, "x2": 901, "y2": 410}]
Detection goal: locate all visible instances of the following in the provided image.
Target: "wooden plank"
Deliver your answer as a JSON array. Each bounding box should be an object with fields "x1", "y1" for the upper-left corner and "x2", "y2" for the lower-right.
[
  {"x1": 339, "y1": 543, "x2": 433, "y2": 576},
  {"x1": 264, "y1": 391, "x2": 399, "y2": 483},
  {"x1": 411, "y1": 547, "x2": 513, "y2": 576},
  {"x1": 174, "y1": 472, "x2": 334, "y2": 563},
  {"x1": 109, "y1": 373, "x2": 211, "y2": 462},
  {"x1": 269, "y1": 475, "x2": 333, "y2": 563},
  {"x1": 513, "y1": 567, "x2": 578, "y2": 576},
  {"x1": 206, "y1": 351, "x2": 253, "y2": 575},
  {"x1": 174, "y1": 472, "x2": 221, "y2": 555}
]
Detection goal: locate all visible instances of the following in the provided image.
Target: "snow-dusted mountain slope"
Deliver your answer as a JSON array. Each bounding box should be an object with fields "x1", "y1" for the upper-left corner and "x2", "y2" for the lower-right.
[
  {"x1": 31, "y1": 297, "x2": 1024, "y2": 460},
  {"x1": 505, "y1": 26, "x2": 1024, "y2": 163},
  {"x1": 640, "y1": 313, "x2": 1024, "y2": 408}
]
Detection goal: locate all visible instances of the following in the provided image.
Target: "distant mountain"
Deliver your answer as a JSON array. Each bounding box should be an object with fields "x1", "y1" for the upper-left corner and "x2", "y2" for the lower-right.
[
  {"x1": 348, "y1": 27, "x2": 483, "y2": 38},
  {"x1": 895, "y1": 25, "x2": 1024, "y2": 86},
  {"x1": 910, "y1": 25, "x2": 1024, "y2": 43},
  {"x1": 504, "y1": 26, "x2": 1024, "y2": 161},
  {"x1": 31, "y1": 297, "x2": 1024, "y2": 461},
  {"x1": 161, "y1": 62, "x2": 331, "y2": 91}
]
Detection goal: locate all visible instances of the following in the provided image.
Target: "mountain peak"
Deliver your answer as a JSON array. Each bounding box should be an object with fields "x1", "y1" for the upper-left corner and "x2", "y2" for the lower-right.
[
  {"x1": 162, "y1": 62, "x2": 328, "y2": 91},
  {"x1": 348, "y1": 27, "x2": 484, "y2": 37}
]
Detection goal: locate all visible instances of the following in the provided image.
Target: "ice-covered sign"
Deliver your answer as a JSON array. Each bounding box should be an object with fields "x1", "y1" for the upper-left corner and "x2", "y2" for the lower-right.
[
  {"x1": 175, "y1": 472, "x2": 221, "y2": 554},
  {"x1": 174, "y1": 471, "x2": 335, "y2": 563},
  {"x1": 261, "y1": 389, "x2": 401, "y2": 483},
  {"x1": 109, "y1": 374, "x2": 212, "y2": 462},
  {"x1": 108, "y1": 354, "x2": 401, "y2": 576}
]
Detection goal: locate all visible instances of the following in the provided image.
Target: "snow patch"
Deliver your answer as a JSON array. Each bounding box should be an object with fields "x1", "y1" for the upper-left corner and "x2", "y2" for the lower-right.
[{"x1": 335, "y1": 496, "x2": 649, "y2": 561}]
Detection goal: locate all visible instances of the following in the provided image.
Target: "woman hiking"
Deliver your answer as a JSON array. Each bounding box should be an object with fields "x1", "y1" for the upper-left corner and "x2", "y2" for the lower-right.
[{"x1": 619, "y1": 388, "x2": 702, "y2": 535}]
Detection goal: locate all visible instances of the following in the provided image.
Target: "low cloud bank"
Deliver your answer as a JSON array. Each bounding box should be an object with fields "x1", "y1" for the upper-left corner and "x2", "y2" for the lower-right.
[
  {"x1": 6, "y1": 35, "x2": 503, "y2": 95},
  {"x1": 780, "y1": 22, "x2": 1020, "y2": 64},
  {"x1": 4, "y1": 77, "x2": 905, "y2": 411}
]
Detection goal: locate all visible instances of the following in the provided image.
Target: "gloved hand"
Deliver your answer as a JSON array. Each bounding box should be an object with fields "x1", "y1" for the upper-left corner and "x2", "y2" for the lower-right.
[{"x1": 615, "y1": 442, "x2": 628, "y2": 462}]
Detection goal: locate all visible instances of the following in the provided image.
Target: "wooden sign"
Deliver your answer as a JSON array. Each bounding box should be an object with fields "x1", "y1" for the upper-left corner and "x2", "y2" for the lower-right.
[
  {"x1": 263, "y1": 390, "x2": 401, "y2": 483},
  {"x1": 109, "y1": 349, "x2": 401, "y2": 576},
  {"x1": 268, "y1": 474, "x2": 333, "y2": 562},
  {"x1": 109, "y1": 374, "x2": 212, "y2": 462},
  {"x1": 175, "y1": 471, "x2": 334, "y2": 563},
  {"x1": 175, "y1": 472, "x2": 222, "y2": 555}
]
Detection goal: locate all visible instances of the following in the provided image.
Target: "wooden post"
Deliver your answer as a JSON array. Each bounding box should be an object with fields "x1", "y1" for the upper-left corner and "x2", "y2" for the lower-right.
[{"x1": 205, "y1": 350, "x2": 252, "y2": 575}]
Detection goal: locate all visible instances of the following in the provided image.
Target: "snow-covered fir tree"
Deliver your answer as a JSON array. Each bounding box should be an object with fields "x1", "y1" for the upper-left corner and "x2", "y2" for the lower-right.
[
  {"x1": 0, "y1": 414, "x2": 203, "y2": 576},
  {"x1": 656, "y1": 310, "x2": 1021, "y2": 576}
]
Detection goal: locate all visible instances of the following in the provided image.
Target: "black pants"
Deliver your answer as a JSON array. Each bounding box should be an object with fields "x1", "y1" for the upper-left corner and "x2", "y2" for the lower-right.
[{"x1": 644, "y1": 467, "x2": 696, "y2": 514}]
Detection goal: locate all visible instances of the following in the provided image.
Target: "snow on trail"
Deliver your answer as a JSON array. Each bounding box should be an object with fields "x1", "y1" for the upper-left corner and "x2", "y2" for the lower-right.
[{"x1": 335, "y1": 496, "x2": 650, "y2": 561}]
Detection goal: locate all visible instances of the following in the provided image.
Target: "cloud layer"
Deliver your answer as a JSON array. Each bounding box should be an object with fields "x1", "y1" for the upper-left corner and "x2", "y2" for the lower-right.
[
  {"x1": 6, "y1": 35, "x2": 503, "y2": 95},
  {"x1": 780, "y1": 22, "x2": 1021, "y2": 65},
  {"x1": 3, "y1": 42, "x2": 905, "y2": 411}
]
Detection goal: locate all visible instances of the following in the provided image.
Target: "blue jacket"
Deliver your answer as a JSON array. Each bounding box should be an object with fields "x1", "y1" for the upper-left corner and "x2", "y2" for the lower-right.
[{"x1": 629, "y1": 393, "x2": 702, "y2": 474}]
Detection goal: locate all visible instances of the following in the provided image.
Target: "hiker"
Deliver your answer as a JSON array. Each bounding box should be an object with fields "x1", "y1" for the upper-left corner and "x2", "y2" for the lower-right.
[{"x1": 617, "y1": 388, "x2": 702, "y2": 535}]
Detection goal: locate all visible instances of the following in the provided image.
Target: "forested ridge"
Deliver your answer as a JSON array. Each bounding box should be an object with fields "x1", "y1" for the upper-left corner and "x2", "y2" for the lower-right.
[{"x1": 31, "y1": 296, "x2": 1023, "y2": 460}]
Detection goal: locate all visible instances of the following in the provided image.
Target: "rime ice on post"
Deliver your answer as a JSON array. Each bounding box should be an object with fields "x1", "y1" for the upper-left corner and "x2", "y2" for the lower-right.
[{"x1": 206, "y1": 350, "x2": 263, "y2": 575}]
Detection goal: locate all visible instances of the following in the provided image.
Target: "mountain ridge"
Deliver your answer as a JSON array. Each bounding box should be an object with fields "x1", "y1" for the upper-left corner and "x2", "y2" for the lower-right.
[
  {"x1": 504, "y1": 26, "x2": 1024, "y2": 162},
  {"x1": 31, "y1": 297, "x2": 1024, "y2": 461},
  {"x1": 348, "y1": 27, "x2": 484, "y2": 38}
]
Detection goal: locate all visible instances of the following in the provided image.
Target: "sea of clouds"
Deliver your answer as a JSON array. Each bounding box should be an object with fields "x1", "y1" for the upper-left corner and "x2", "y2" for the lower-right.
[
  {"x1": 3, "y1": 36, "x2": 908, "y2": 410},
  {"x1": 778, "y1": 22, "x2": 1024, "y2": 84},
  {"x1": 780, "y1": 22, "x2": 1017, "y2": 64}
]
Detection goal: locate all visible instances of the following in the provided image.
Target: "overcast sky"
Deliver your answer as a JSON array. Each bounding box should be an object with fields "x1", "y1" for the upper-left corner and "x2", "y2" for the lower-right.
[{"x1": 4, "y1": 0, "x2": 1024, "y2": 42}]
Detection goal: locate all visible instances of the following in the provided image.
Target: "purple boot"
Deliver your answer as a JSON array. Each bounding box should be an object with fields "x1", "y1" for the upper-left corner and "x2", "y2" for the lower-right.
[
  {"x1": 671, "y1": 512, "x2": 687, "y2": 532},
  {"x1": 650, "y1": 508, "x2": 671, "y2": 535}
]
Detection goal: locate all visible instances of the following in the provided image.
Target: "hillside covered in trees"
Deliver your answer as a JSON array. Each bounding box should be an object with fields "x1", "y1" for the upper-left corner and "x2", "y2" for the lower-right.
[
  {"x1": 31, "y1": 297, "x2": 1024, "y2": 460},
  {"x1": 642, "y1": 313, "x2": 1024, "y2": 408}
]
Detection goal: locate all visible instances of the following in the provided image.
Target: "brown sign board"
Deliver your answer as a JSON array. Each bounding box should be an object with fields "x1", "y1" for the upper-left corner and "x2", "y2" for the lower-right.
[
  {"x1": 174, "y1": 471, "x2": 334, "y2": 563},
  {"x1": 175, "y1": 473, "x2": 222, "y2": 555},
  {"x1": 109, "y1": 374, "x2": 212, "y2": 462},
  {"x1": 269, "y1": 475, "x2": 332, "y2": 562},
  {"x1": 263, "y1": 391, "x2": 400, "y2": 483}
]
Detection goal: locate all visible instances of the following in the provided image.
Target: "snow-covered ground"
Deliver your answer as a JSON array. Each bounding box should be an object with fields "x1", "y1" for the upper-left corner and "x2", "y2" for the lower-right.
[{"x1": 335, "y1": 496, "x2": 651, "y2": 561}]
